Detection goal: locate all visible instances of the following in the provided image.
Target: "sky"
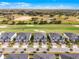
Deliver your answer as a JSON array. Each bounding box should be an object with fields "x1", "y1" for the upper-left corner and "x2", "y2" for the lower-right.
[{"x1": 0, "y1": 0, "x2": 79, "y2": 9}]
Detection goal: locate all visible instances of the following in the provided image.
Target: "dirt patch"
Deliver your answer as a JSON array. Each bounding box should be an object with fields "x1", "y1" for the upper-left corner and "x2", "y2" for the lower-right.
[{"x1": 14, "y1": 16, "x2": 32, "y2": 21}]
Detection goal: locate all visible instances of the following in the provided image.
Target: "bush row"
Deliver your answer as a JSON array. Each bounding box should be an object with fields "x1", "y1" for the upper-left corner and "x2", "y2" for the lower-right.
[{"x1": 0, "y1": 20, "x2": 62, "y2": 25}]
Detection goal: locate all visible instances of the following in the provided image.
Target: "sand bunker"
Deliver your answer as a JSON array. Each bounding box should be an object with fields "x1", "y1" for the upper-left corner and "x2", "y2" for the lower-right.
[
  {"x1": 76, "y1": 19, "x2": 79, "y2": 21},
  {"x1": 0, "y1": 25, "x2": 7, "y2": 28},
  {"x1": 73, "y1": 25, "x2": 79, "y2": 27},
  {"x1": 34, "y1": 29, "x2": 46, "y2": 33},
  {"x1": 26, "y1": 25, "x2": 34, "y2": 27}
]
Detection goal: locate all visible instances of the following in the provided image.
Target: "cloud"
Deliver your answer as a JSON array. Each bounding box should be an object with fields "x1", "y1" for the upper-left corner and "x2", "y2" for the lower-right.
[
  {"x1": 0, "y1": 2, "x2": 78, "y2": 9},
  {"x1": 52, "y1": 4, "x2": 75, "y2": 9},
  {"x1": 0, "y1": 2, "x2": 31, "y2": 9},
  {"x1": 31, "y1": 4, "x2": 76, "y2": 9},
  {"x1": 0, "y1": 2, "x2": 10, "y2": 6},
  {"x1": 15, "y1": 2, "x2": 30, "y2": 7}
]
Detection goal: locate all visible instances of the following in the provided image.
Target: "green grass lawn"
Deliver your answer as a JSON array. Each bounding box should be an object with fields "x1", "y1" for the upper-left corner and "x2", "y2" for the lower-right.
[{"x1": 0, "y1": 24, "x2": 79, "y2": 33}]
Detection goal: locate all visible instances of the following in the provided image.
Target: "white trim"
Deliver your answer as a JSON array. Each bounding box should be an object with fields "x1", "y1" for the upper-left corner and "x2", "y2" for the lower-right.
[
  {"x1": 11, "y1": 33, "x2": 17, "y2": 41},
  {"x1": 29, "y1": 33, "x2": 31, "y2": 41}
]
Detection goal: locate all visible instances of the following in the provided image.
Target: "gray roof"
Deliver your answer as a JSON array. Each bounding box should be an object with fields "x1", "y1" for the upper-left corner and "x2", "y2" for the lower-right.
[
  {"x1": 6, "y1": 54, "x2": 28, "y2": 59},
  {"x1": 49, "y1": 33, "x2": 62, "y2": 41},
  {"x1": 0, "y1": 32, "x2": 15, "y2": 41},
  {"x1": 65, "y1": 32, "x2": 79, "y2": 41},
  {"x1": 34, "y1": 54, "x2": 56, "y2": 59},
  {"x1": 60, "y1": 54, "x2": 79, "y2": 59},
  {"x1": 34, "y1": 32, "x2": 47, "y2": 42},
  {"x1": 15, "y1": 32, "x2": 31, "y2": 42}
]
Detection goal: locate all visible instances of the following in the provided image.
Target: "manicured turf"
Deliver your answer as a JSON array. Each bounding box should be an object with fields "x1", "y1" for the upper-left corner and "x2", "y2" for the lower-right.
[{"x1": 0, "y1": 24, "x2": 79, "y2": 33}]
